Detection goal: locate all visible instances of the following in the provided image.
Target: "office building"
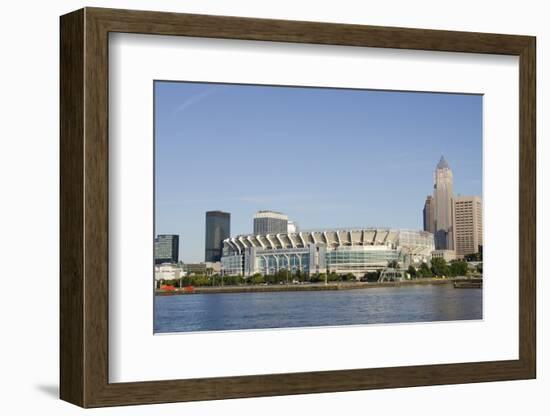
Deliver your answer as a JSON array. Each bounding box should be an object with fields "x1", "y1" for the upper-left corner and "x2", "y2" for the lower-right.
[
  {"x1": 221, "y1": 228, "x2": 434, "y2": 278},
  {"x1": 253, "y1": 210, "x2": 288, "y2": 235},
  {"x1": 205, "y1": 211, "x2": 230, "y2": 262},
  {"x1": 154, "y1": 263, "x2": 184, "y2": 281},
  {"x1": 183, "y1": 262, "x2": 222, "y2": 276},
  {"x1": 154, "y1": 234, "x2": 179, "y2": 264},
  {"x1": 287, "y1": 220, "x2": 299, "y2": 234},
  {"x1": 432, "y1": 156, "x2": 454, "y2": 250},
  {"x1": 431, "y1": 249, "x2": 457, "y2": 262},
  {"x1": 453, "y1": 196, "x2": 483, "y2": 257},
  {"x1": 423, "y1": 195, "x2": 435, "y2": 234}
]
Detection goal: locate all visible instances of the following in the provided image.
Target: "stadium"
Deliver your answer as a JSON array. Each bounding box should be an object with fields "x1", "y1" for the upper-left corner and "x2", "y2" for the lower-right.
[{"x1": 221, "y1": 228, "x2": 435, "y2": 278}]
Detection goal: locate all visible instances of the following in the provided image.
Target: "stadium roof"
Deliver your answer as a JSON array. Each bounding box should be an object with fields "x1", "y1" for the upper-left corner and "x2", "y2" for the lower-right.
[{"x1": 223, "y1": 228, "x2": 433, "y2": 253}]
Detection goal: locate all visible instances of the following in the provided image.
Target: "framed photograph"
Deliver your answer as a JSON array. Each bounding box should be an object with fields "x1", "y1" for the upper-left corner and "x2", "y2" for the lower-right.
[{"x1": 60, "y1": 7, "x2": 536, "y2": 408}]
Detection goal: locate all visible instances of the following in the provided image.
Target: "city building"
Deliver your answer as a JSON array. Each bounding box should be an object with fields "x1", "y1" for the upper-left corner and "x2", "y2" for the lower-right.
[
  {"x1": 287, "y1": 220, "x2": 299, "y2": 234},
  {"x1": 154, "y1": 234, "x2": 179, "y2": 264},
  {"x1": 431, "y1": 156, "x2": 454, "y2": 250},
  {"x1": 453, "y1": 195, "x2": 483, "y2": 257},
  {"x1": 154, "y1": 262, "x2": 223, "y2": 281},
  {"x1": 183, "y1": 261, "x2": 222, "y2": 276},
  {"x1": 205, "y1": 211, "x2": 230, "y2": 262},
  {"x1": 253, "y1": 210, "x2": 288, "y2": 235},
  {"x1": 221, "y1": 228, "x2": 434, "y2": 278},
  {"x1": 431, "y1": 249, "x2": 457, "y2": 262},
  {"x1": 423, "y1": 195, "x2": 435, "y2": 234},
  {"x1": 154, "y1": 263, "x2": 184, "y2": 281}
]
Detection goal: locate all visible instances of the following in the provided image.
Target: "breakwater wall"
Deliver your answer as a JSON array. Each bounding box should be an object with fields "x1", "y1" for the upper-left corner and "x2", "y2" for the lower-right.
[{"x1": 155, "y1": 277, "x2": 479, "y2": 296}]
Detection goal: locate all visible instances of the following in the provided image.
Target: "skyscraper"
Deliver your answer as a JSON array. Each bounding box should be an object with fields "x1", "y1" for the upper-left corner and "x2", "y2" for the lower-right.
[
  {"x1": 423, "y1": 195, "x2": 435, "y2": 234},
  {"x1": 253, "y1": 210, "x2": 288, "y2": 235},
  {"x1": 154, "y1": 234, "x2": 179, "y2": 264},
  {"x1": 287, "y1": 220, "x2": 299, "y2": 234},
  {"x1": 432, "y1": 156, "x2": 454, "y2": 250},
  {"x1": 205, "y1": 211, "x2": 230, "y2": 262},
  {"x1": 453, "y1": 196, "x2": 483, "y2": 256}
]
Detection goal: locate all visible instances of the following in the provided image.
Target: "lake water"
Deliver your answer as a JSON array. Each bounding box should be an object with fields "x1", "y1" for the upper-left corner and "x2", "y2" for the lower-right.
[{"x1": 154, "y1": 284, "x2": 482, "y2": 333}]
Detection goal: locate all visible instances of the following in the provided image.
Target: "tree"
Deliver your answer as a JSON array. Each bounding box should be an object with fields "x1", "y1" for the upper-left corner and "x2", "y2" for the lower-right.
[
  {"x1": 250, "y1": 273, "x2": 264, "y2": 285},
  {"x1": 221, "y1": 274, "x2": 244, "y2": 286},
  {"x1": 265, "y1": 274, "x2": 279, "y2": 285},
  {"x1": 387, "y1": 260, "x2": 400, "y2": 269},
  {"x1": 327, "y1": 272, "x2": 339, "y2": 282},
  {"x1": 407, "y1": 265, "x2": 417, "y2": 278},
  {"x1": 311, "y1": 273, "x2": 324, "y2": 283},
  {"x1": 362, "y1": 271, "x2": 380, "y2": 282},
  {"x1": 210, "y1": 273, "x2": 223, "y2": 286},
  {"x1": 419, "y1": 262, "x2": 433, "y2": 277},
  {"x1": 274, "y1": 269, "x2": 289, "y2": 283},
  {"x1": 449, "y1": 260, "x2": 468, "y2": 277},
  {"x1": 431, "y1": 258, "x2": 450, "y2": 277}
]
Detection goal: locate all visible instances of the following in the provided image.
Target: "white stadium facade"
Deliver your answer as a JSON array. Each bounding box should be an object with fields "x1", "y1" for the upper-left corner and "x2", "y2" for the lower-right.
[{"x1": 221, "y1": 228, "x2": 435, "y2": 278}]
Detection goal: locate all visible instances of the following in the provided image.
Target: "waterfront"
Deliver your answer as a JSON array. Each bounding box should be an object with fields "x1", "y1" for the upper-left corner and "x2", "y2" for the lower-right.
[{"x1": 154, "y1": 284, "x2": 482, "y2": 333}]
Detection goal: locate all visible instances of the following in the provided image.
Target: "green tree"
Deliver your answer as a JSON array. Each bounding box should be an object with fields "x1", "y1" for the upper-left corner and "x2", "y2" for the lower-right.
[
  {"x1": 210, "y1": 273, "x2": 222, "y2": 286},
  {"x1": 274, "y1": 269, "x2": 289, "y2": 283},
  {"x1": 250, "y1": 273, "x2": 264, "y2": 285},
  {"x1": 449, "y1": 260, "x2": 468, "y2": 277},
  {"x1": 407, "y1": 265, "x2": 417, "y2": 278},
  {"x1": 419, "y1": 262, "x2": 433, "y2": 277},
  {"x1": 310, "y1": 273, "x2": 324, "y2": 283},
  {"x1": 431, "y1": 258, "x2": 450, "y2": 277},
  {"x1": 362, "y1": 271, "x2": 380, "y2": 282},
  {"x1": 327, "y1": 272, "x2": 339, "y2": 282},
  {"x1": 387, "y1": 260, "x2": 400, "y2": 269},
  {"x1": 343, "y1": 272, "x2": 356, "y2": 281},
  {"x1": 221, "y1": 274, "x2": 242, "y2": 286}
]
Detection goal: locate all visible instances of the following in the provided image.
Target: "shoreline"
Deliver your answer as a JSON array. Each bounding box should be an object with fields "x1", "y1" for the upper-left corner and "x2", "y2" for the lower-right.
[{"x1": 155, "y1": 277, "x2": 482, "y2": 296}]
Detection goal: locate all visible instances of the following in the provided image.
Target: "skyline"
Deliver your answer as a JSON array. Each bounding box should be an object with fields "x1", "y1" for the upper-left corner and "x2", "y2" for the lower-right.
[{"x1": 155, "y1": 81, "x2": 482, "y2": 263}]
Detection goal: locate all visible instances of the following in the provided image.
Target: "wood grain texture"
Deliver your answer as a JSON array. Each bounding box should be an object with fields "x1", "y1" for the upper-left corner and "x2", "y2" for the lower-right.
[
  {"x1": 59, "y1": 8, "x2": 84, "y2": 407},
  {"x1": 59, "y1": 7, "x2": 537, "y2": 408},
  {"x1": 518, "y1": 38, "x2": 536, "y2": 376}
]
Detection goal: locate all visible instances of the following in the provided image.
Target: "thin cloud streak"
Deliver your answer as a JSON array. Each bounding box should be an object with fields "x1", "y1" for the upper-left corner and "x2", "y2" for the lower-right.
[{"x1": 173, "y1": 87, "x2": 217, "y2": 115}]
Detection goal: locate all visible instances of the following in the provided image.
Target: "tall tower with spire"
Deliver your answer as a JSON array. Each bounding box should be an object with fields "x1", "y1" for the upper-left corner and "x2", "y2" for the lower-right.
[{"x1": 432, "y1": 156, "x2": 454, "y2": 250}]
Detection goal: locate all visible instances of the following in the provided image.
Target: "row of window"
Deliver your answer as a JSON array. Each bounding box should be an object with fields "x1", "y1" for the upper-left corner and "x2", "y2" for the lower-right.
[{"x1": 326, "y1": 250, "x2": 399, "y2": 265}]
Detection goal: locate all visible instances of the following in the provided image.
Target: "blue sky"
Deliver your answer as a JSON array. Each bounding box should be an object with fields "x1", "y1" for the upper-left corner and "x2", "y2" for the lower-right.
[{"x1": 155, "y1": 81, "x2": 482, "y2": 262}]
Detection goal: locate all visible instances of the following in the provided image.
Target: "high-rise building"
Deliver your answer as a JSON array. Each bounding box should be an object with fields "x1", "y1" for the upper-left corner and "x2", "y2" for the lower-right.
[
  {"x1": 287, "y1": 220, "x2": 299, "y2": 234},
  {"x1": 253, "y1": 210, "x2": 288, "y2": 235},
  {"x1": 422, "y1": 195, "x2": 435, "y2": 234},
  {"x1": 154, "y1": 234, "x2": 179, "y2": 265},
  {"x1": 205, "y1": 211, "x2": 230, "y2": 262},
  {"x1": 432, "y1": 156, "x2": 454, "y2": 250},
  {"x1": 453, "y1": 196, "x2": 483, "y2": 257}
]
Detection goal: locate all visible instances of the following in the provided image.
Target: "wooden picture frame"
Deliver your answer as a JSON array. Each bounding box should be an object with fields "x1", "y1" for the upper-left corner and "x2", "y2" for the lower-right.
[{"x1": 60, "y1": 7, "x2": 536, "y2": 408}]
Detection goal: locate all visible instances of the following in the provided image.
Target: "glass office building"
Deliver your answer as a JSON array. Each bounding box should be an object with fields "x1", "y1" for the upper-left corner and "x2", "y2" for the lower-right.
[
  {"x1": 205, "y1": 211, "x2": 231, "y2": 262},
  {"x1": 253, "y1": 210, "x2": 288, "y2": 235},
  {"x1": 221, "y1": 228, "x2": 434, "y2": 278},
  {"x1": 154, "y1": 234, "x2": 179, "y2": 265}
]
